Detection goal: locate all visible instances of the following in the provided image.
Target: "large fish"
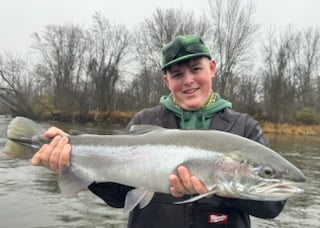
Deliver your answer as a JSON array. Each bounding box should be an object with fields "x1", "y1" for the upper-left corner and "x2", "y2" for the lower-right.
[{"x1": 4, "y1": 117, "x2": 306, "y2": 213}]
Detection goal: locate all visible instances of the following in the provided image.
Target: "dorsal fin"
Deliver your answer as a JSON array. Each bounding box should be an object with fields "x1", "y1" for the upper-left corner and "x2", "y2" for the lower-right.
[{"x1": 128, "y1": 124, "x2": 165, "y2": 135}]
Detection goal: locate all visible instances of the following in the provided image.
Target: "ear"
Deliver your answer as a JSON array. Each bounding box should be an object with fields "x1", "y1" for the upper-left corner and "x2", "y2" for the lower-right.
[
  {"x1": 162, "y1": 74, "x2": 170, "y2": 88},
  {"x1": 210, "y1": 60, "x2": 217, "y2": 80}
]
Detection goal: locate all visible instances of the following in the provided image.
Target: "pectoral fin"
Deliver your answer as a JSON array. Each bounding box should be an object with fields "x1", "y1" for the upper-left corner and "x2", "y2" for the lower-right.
[
  {"x1": 174, "y1": 186, "x2": 219, "y2": 204},
  {"x1": 124, "y1": 188, "x2": 155, "y2": 213}
]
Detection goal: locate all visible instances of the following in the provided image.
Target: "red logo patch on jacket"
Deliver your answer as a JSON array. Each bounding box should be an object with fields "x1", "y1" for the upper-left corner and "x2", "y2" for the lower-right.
[{"x1": 208, "y1": 212, "x2": 228, "y2": 224}]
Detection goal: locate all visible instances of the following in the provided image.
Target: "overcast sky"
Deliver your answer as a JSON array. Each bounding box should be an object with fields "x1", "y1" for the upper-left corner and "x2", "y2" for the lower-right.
[{"x1": 1, "y1": 0, "x2": 320, "y2": 57}]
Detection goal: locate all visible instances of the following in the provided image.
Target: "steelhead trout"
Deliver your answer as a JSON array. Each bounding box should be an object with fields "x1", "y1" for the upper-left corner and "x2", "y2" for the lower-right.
[{"x1": 4, "y1": 117, "x2": 306, "y2": 213}]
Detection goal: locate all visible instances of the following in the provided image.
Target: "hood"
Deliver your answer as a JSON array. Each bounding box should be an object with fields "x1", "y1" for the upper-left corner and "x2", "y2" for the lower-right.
[{"x1": 160, "y1": 92, "x2": 232, "y2": 129}]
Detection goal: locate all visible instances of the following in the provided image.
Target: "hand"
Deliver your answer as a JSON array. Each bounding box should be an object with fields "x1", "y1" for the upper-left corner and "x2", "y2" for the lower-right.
[
  {"x1": 169, "y1": 166, "x2": 208, "y2": 197},
  {"x1": 31, "y1": 127, "x2": 71, "y2": 174}
]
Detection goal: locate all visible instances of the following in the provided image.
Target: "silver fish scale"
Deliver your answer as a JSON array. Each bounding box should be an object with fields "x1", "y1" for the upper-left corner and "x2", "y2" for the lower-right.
[{"x1": 70, "y1": 144, "x2": 222, "y2": 193}]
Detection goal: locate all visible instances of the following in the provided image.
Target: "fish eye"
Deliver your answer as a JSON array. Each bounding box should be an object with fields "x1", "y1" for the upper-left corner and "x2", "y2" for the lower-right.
[{"x1": 260, "y1": 165, "x2": 275, "y2": 178}]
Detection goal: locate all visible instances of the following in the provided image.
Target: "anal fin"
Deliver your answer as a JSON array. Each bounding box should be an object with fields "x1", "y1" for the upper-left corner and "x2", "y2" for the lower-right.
[
  {"x1": 124, "y1": 188, "x2": 155, "y2": 213},
  {"x1": 58, "y1": 167, "x2": 93, "y2": 197}
]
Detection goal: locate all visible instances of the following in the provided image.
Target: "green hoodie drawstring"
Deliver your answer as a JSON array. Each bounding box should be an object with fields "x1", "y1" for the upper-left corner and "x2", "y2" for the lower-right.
[{"x1": 201, "y1": 112, "x2": 207, "y2": 129}]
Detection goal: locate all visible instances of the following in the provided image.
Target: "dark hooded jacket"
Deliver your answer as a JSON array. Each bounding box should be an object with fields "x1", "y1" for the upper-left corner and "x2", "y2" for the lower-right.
[{"x1": 88, "y1": 105, "x2": 286, "y2": 228}]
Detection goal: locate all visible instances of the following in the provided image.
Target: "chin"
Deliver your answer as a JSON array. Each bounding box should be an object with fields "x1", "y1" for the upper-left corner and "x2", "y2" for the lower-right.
[
  {"x1": 183, "y1": 104, "x2": 202, "y2": 111},
  {"x1": 179, "y1": 98, "x2": 206, "y2": 110}
]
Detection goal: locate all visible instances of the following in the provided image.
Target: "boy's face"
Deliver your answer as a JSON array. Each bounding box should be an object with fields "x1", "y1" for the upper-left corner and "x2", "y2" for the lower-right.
[{"x1": 163, "y1": 57, "x2": 216, "y2": 111}]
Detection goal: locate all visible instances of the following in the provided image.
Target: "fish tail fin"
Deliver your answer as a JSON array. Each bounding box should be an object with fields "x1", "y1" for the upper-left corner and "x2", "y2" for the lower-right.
[
  {"x1": 4, "y1": 116, "x2": 46, "y2": 158},
  {"x1": 59, "y1": 168, "x2": 93, "y2": 197}
]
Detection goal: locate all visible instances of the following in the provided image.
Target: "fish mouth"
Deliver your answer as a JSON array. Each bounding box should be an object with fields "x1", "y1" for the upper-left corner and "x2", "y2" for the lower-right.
[{"x1": 247, "y1": 181, "x2": 305, "y2": 199}]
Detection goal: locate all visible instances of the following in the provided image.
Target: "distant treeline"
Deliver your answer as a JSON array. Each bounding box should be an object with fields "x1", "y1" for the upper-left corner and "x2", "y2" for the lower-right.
[{"x1": 1, "y1": 0, "x2": 320, "y2": 125}]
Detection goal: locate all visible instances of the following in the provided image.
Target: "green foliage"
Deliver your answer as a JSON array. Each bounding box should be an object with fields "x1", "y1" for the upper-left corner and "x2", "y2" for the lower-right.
[
  {"x1": 293, "y1": 107, "x2": 320, "y2": 125},
  {"x1": 32, "y1": 93, "x2": 56, "y2": 118}
]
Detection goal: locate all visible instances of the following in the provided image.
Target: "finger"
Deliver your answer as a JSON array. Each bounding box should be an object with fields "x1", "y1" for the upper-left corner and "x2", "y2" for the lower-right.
[
  {"x1": 169, "y1": 186, "x2": 184, "y2": 197},
  {"x1": 169, "y1": 174, "x2": 185, "y2": 197},
  {"x1": 49, "y1": 136, "x2": 69, "y2": 172},
  {"x1": 58, "y1": 144, "x2": 71, "y2": 174},
  {"x1": 34, "y1": 135, "x2": 61, "y2": 169},
  {"x1": 44, "y1": 127, "x2": 69, "y2": 138},
  {"x1": 190, "y1": 176, "x2": 208, "y2": 195},
  {"x1": 177, "y1": 166, "x2": 195, "y2": 194},
  {"x1": 31, "y1": 144, "x2": 48, "y2": 166}
]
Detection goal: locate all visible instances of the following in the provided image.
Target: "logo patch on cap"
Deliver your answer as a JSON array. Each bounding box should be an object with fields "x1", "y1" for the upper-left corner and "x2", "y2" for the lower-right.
[{"x1": 208, "y1": 212, "x2": 228, "y2": 224}]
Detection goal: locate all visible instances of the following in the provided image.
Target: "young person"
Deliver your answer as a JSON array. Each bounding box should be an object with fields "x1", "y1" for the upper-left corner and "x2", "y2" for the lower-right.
[{"x1": 32, "y1": 34, "x2": 286, "y2": 228}]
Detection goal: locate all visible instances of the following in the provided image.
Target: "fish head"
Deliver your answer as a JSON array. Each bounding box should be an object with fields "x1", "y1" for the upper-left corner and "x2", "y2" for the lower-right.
[{"x1": 213, "y1": 148, "x2": 306, "y2": 201}]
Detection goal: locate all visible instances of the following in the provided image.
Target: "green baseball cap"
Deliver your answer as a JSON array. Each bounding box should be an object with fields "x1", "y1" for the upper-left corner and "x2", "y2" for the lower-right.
[{"x1": 161, "y1": 34, "x2": 211, "y2": 71}]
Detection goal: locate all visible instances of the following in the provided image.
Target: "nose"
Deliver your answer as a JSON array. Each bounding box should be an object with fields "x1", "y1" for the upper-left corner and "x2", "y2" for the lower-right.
[{"x1": 183, "y1": 71, "x2": 194, "y2": 85}]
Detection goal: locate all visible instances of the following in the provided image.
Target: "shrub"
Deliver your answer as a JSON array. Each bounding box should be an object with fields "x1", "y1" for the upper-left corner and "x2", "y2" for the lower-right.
[{"x1": 294, "y1": 107, "x2": 320, "y2": 125}]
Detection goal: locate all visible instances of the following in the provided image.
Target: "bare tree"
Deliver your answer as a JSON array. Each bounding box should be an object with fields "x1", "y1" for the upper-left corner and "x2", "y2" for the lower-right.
[
  {"x1": 260, "y1": 26, "x2": 320, "y2": 122},
  {"x1": 208, "y1": 0, "x2": 258, "y2": 100},
  {"x1": 86, "y1": 12, "x2": 131, "y2": 112},
  {"x1": 261, "y1": 29, "x2": 296, "y2": 122},
  {"x1": 234, "y1": 66, "x2": 260, "y2": 115},
  {"x1": 32, "y1": 24, "x2": 87, "y2": 113},
  {"x1": 0, "y1": 54, "x2": 36, "y2": 117},
  {"x1": 290, "y1": 27, "x2": 320, "y2": 109}
]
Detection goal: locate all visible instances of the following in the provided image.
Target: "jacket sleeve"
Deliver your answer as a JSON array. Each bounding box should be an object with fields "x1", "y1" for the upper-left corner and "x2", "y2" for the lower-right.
[
  {"x1": 88, "y1": 182, "x2": 133, "y2": 208},
  {"x1": 223, "y1": 197, "x2": 286, "y2": 218},
  {"x1": 242, "y1": 113, "x2": 268, "y2": 145}
]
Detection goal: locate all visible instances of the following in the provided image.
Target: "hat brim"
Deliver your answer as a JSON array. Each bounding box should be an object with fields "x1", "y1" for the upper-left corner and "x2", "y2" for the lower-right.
[{"x1": 161, "y1": 53, "x2": 211, "y2": 71}]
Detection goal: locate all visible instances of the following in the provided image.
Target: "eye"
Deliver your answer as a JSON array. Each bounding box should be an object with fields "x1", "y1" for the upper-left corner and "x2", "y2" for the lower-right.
[
  {"x1": 171, "y1": 72, "x2": 182, "y2": 79},
  {"x1": 191, "y1": 66, "x2": 202, "y2": 73},
  {"x1": 260, "y1": 165, "x2": 275, "y2": 178}
]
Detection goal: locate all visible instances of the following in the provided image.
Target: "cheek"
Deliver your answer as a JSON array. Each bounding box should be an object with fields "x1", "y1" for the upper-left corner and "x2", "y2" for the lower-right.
[
  {"x1": 197, "y1": 75, "x2": 212, "y2": 88},
  {"x1": 167, "y1": 80, "x2": 182, "y2": 92}
]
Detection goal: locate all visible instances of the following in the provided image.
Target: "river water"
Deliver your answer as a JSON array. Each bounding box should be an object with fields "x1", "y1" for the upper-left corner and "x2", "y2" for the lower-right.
[{"x1": 0, "y1": 116, "x2": 319, "y2": 227}]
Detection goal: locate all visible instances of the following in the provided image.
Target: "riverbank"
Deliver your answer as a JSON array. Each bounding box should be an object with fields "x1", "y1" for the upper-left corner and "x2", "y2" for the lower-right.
[
  {"x1": 105, "y1": 112, "x2": 320, "y2": 136},
  {"x1": 261, "y1": 122, "x2": 320, "y2": 136},
  {"x1": 26, "y1": 111, "x2": 320, "y2": 136}
]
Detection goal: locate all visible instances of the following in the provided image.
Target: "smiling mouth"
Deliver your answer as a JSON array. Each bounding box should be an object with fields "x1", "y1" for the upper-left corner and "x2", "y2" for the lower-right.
[{"x1": 183, "y1": 88, "x2": 199, "y2": 94}]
